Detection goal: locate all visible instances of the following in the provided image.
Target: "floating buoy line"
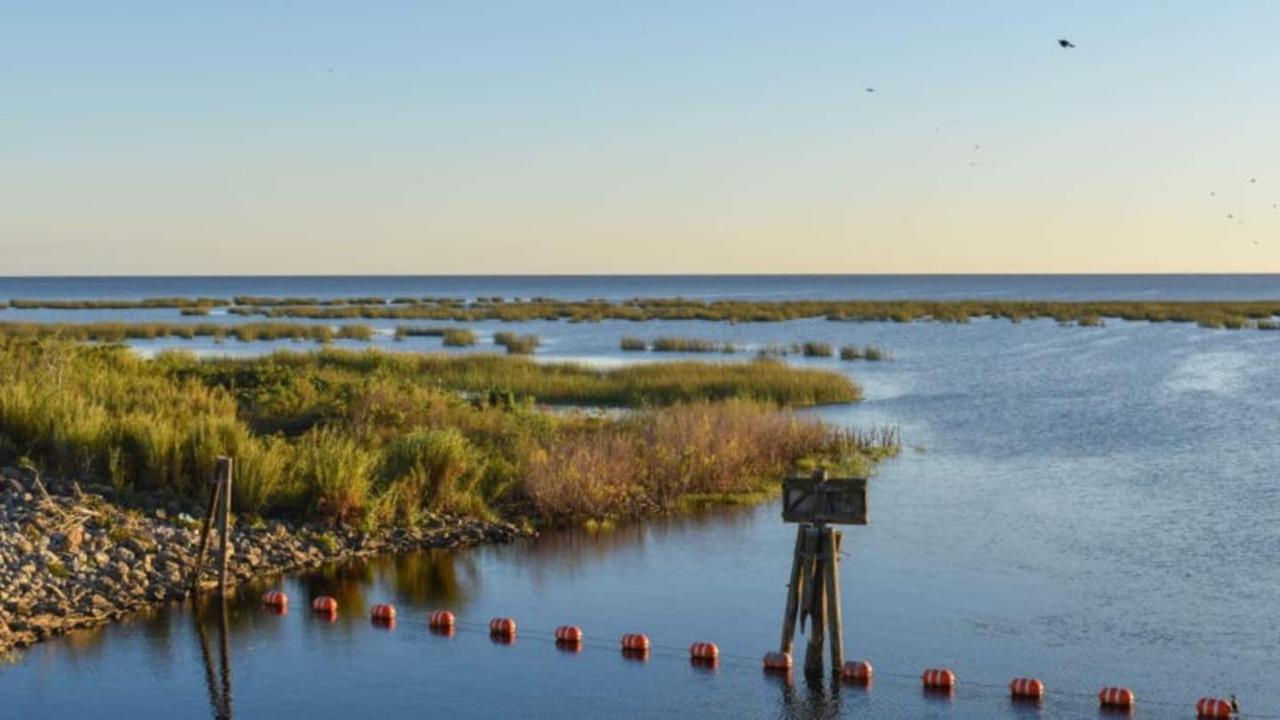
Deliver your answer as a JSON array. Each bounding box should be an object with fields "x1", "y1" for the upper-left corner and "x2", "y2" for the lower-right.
[{"x1": 255, "y1": 595, "x2": 1274, "y2": 718}]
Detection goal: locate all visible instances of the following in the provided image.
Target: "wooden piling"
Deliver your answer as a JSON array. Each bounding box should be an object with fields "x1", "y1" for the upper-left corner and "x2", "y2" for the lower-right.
[
  {"x1": 824, "y1": 528, "x2": 844, "y2": 673},
  {"x1": 803, "y1": 528, "x2": 827, "y2": 677},
  {"x1": 779, "y1": 524, "x2": 807, "y2": 655},
  {"x1": 190, "y1": 467, "x2": 224, "y2": 595},
  {"x1": 216, "y1": 457, "x2": 233, "y2": 596}
]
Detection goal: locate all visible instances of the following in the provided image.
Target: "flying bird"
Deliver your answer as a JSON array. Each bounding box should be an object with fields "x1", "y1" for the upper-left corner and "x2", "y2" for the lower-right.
[
  {"x1": 865, "y1": 87, "x2": 875, "y2": 93},
  {"x1": 1058, "y1": 39, "x2": 1075, "y2": 49}
]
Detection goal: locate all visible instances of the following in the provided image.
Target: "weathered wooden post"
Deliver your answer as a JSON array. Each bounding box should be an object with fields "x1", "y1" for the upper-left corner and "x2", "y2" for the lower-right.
[
  {"x1": 778, "y1": 469, "x2": 866, "y2": 677},
  {"x1": 216, "y1": 457, "x2": 233, "y2": 596},
  {"x1": 190, "y1": 466, "x2": 224, "y2": 595}
]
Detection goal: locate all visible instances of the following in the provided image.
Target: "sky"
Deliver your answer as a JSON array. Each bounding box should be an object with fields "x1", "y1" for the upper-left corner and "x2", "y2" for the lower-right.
[{"x1": 2, "y1": 1, "x2": 1279, "y2": 275}]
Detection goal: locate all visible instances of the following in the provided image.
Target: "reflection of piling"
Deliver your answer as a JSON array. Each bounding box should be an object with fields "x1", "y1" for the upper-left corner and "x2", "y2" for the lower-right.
[{"x1": 195, "y1": 596, "x2": 234, "y2": 719}]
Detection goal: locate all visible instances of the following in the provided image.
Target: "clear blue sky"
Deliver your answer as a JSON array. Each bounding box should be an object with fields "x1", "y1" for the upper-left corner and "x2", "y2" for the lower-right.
[{"x1": 2, "y1": 2, "x2": 1278, "y2": 274}]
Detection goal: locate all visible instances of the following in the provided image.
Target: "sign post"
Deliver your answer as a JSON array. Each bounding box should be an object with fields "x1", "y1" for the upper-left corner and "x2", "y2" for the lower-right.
[{"x1": 777, "y1": 470, "x2": 867, "y2": 678}]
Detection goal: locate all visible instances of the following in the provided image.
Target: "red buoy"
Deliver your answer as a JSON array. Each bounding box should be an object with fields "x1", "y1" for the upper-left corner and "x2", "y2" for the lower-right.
[
  {"x1": 428, "y1": 610, "x2": 455, "y2": 629},
  {"x1": 689, "y1": 642, "x2": 719, "y2": 661},
  {"x1": 841, "y1": 660, "x2": 873, "y2": 684},
  {"x1": 555, "y1": 625, "x2": 583, "y2": 643},
  {"x1": 489, "y1": 617, "x2": 517, "y2": 638},
  {"x1": 922, "y1": 668, "x2": 956, "y2": 690},
  {"x1": 1196, "y1": 697, "x2": 1234, "y2": 718},
  {"x1": 311, "y1": 596, "x2": 337, "y2": 613},
  {"x1": 620, "y1": 633, "x2": 650, "y2": 652},
  {"x1": 1010, "y1": 677, "x2": 1044, "y2": 700},
  {"x1": 763, "y1": 651, "x2": 793, "y2": 671},
  {"x1": 262, "y1": 590, "x2": 288, "y2": 607},
  {"x1": 1099, "y1": 687, "x2": 1135, "y2": 709},
  {"x1": 370, "y1": 603, "x2": 396, "y2": 621}
]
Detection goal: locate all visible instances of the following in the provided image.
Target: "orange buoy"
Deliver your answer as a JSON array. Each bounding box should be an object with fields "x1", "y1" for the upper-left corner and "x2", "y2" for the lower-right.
[
  {"x1": 620, "y1": 633, "x2": 650, "y2": 652},
  {"x1": 262, "y1": 590, "x2": 288, "y2": 607},
  {"x1": 1099, "y1": 687, "x2": 1135, "y2": 709},
  {"x1": 311, "y1": 596, "x2": 338, "y2": 613},
  {"x1": 555, "y1": 625, "x2": 583, "y2": 643},
  {"x1": 1010, "y1": 677, "x2": 1044, "y2": 700},
  {"x1": 489, "y1": 617, "x2": 517, "y2": 638},
  {"x1": 922, "y1": 668, "x2": 956, "y2": 690},
  {"x1": 370, "y1": 603, "x2": 396, "y2": 621},
  {"x1": 689, "y1": 642, "x2": 719, "y2": 661},
  {"x1": 428, "y1": 610, "x2": 455, "y2": 629},
  {"x1": 763, "y1": 651, "x2": 793, "y2": 671},
  {"x1": 841, "y1": 660, "x2": 873, "y2": 684},
  {"x1": 1196, "y1": 697, "x2": 1234, "y2": 718}
]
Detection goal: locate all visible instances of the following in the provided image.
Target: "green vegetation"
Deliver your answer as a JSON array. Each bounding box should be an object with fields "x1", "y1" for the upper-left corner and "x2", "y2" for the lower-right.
[
  {"x1": 800, "y1": 341, "x2": 833, "y2": 358},
  {"x1": 202, "y1": 297, "x2": 1280, "y2": 329},
  {"x1": 11, "y1": 295, "x2": 1280, "y2": 330},
  {"x1": 442, "y1": 329, "x2": 477, "y2": 347},
  {"x1": 494, "y1": 332, "x2": 539, "y2": 354},
  {"x1": 0, "y1": 341, "x2": 883, "y2": 527},
  {"x1": 7, "y1": 298, "x2": 229, "y2": 310},
  {"x1": 650, "y1": 336, "x2": 737, "y2": 353},
  {"x1": 840, "y1": 344, "x2": 891, "y2": 361},
  {"x1": 0, "y1": 322, "x2": 375, "y2": 344},
  {"x1": 241, "y1": 350, "x2": 861, "y2": 407},
  {"x1": 620, "y1": 336, "x2": 648, "y2": 351}
]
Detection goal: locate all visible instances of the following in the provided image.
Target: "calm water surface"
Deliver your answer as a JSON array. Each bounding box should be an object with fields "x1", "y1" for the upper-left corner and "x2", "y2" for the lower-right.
[{"x1": 3, "y1": 276, "x2": 1280, "y2": 718}]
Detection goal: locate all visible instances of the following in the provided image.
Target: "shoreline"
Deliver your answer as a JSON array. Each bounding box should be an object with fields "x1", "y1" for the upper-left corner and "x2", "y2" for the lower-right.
[{"x1": 0, "y1": 467, "x2": 531, "y2": 657}]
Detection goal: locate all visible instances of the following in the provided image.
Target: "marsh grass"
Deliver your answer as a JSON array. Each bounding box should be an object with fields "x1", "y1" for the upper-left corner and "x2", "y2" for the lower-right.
[
  {"x1": 840, "y1": 344, "x2": 891, "y2": 361},
  {"x1": 12, "y1": 295, "x2": 1280, "y2": 330},
  {"x1": 494, "y1": 332, "x2": 539, "y2": 354},
  {"x1": 442, "y1": 329, "x2": 477, "y2": 347},
  {"x1": 800, "y1": 341, "x2": 834, "y2": 357},
  {"x1": 0, "y1": 341, "x2": 880, "y2": 528},
  {"x1": 0, "y1": 322, "x2": 376, "y2": 344},
  {"x1": 8, "y1": 298, "x2": 228, "y2": 310},
  {"x1": 620, "y1": 336, "x2": 648, "y2": 351},
  {"x1": 650, "y1": 336, "x2": 738, "y2": 353}
]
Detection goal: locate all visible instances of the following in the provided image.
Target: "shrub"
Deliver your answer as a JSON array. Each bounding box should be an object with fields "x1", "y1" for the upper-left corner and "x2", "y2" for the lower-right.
[{"x1": 442, "y1": 329, "x2": 477, "y2": 347}]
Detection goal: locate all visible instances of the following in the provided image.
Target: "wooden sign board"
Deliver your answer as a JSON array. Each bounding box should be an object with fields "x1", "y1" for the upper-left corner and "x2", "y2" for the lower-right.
[{"x1": 782, "y1": 477, "x2": 867, "y2": 525}]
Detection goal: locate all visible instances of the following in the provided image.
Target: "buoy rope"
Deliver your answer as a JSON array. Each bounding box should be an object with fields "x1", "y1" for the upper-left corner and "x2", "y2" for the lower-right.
[{"x1": 439, "y1": 619, "x2": 1278, "y2": 717}]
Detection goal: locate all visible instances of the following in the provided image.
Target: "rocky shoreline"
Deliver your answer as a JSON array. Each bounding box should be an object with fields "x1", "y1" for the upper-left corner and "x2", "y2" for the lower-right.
[{"x1": 0, "y1": 467, "x2": 532, "y2": 656}]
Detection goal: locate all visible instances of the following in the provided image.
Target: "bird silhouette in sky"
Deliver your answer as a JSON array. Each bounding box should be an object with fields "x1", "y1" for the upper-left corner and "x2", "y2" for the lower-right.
[
  {"x1": 865, "y1": 87, "x2": 875, "y2": 93},
  {"x1": 1058, "y1": 39, "x2": 1075, "y2": 49},
  {"x1": 1250, "y1": 177, "x2": 1257, "y2": 184}
]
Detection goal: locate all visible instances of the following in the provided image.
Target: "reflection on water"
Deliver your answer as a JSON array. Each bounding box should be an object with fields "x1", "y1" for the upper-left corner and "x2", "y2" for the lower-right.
[{"x1": 194, "y1": 598, "x2": 233, "y2": 720}]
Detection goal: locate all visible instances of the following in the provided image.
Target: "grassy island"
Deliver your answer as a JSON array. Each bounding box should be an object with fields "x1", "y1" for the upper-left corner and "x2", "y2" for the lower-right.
[{"x1": 0, "y1": 341, "x2": 885, "y2": 528}]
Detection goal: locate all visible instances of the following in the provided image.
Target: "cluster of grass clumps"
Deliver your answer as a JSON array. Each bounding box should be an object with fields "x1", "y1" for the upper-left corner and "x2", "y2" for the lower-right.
[
  {"x1": 231, "y1": 296, "x2": 390, "y2": 307},
  {"x1": 840, "y1": 344, "x2": 891, "y2": 361},
  {"x1": 0, "y1": 341, "x2": 885, "y2": 527},
  {"x1": 13, "y1": 295, "x2": 1280, "y2": 330},
  {"x1": 258, "y1": 350, "x2": 862, "y2": 408},
  {"x1": 0, "y1": 322, "x2": 375, "y2": 344},
  {"x1": 442, "y1": 329, "x2": 477, "y2": 347},
  {"x1": 800, "y1": 342, "x2": 833, "y2": 358},
  {"x1": 7, "y1": 297, "x2": 229, "y2": 310},
  {"x1": 625, "y1": 336, "x2": 739, "y2": 353},
  {"x1": 227, "y1": 297, "x2": 1280, "y2": 330},
  {"x1": 494, "y1": 331, "x2": 539, "y2": 354}
]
